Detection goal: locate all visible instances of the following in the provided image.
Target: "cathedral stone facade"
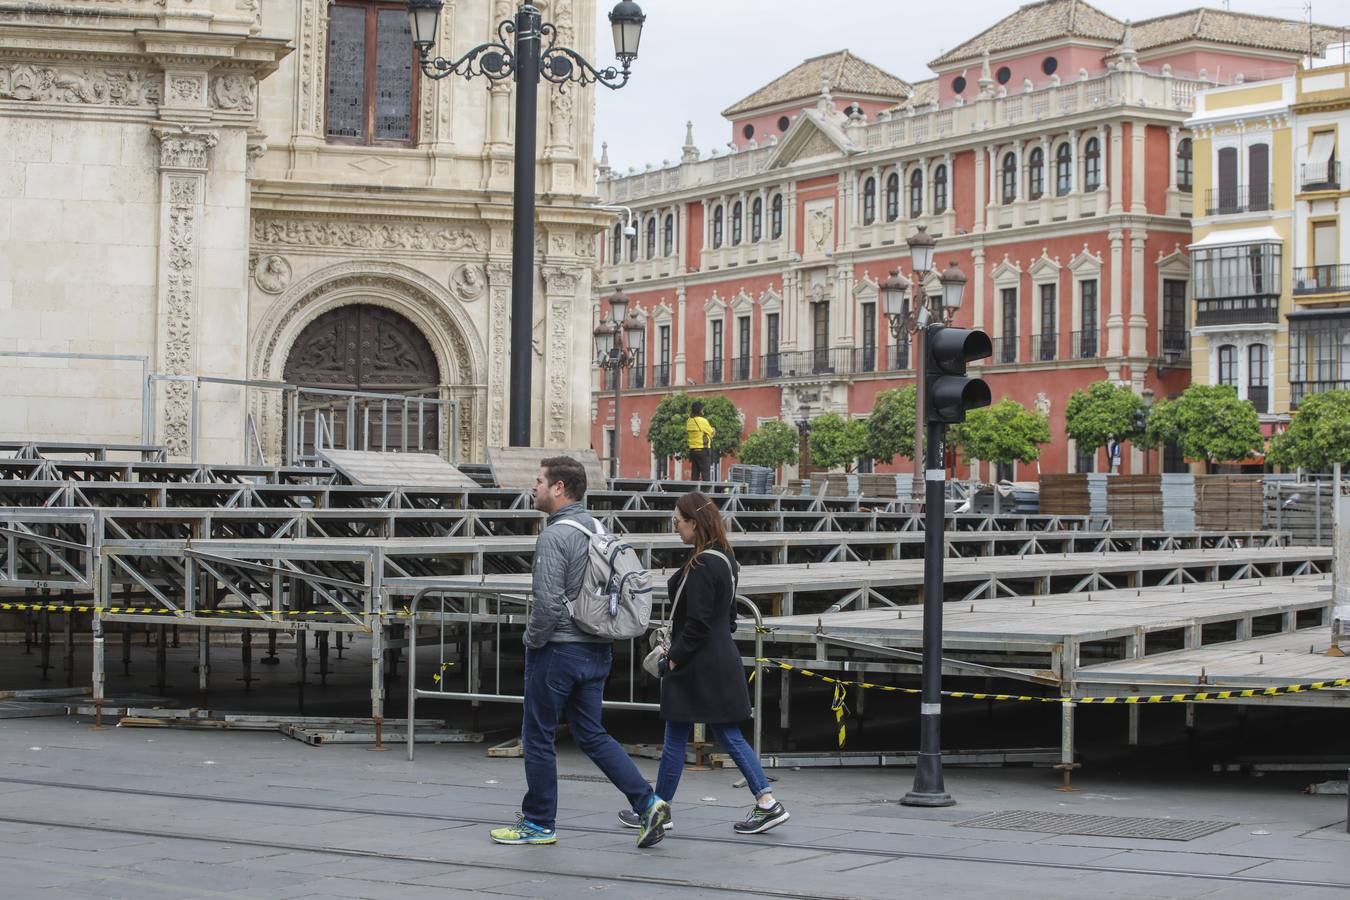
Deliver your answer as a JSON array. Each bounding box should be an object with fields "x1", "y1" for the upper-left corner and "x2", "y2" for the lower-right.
[{"x1": 0, "y1": 0, "x2": 605, "y2": 463}]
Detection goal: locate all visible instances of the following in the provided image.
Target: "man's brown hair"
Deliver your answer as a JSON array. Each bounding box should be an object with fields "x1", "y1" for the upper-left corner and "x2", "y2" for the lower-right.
[{"x1": 540, "y1": 455, "x2": 587, "y2": 501}]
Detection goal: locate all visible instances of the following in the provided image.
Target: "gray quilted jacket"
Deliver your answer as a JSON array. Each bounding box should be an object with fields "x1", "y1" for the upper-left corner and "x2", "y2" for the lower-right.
[{"x1": 524, "y1": 501, "x2": 609, "y2": 648}]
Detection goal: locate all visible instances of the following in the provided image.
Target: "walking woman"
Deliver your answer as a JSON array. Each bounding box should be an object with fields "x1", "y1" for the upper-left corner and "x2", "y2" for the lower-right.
[{"x1": 619, "y1": 491, "x2": 789, "y2": 835}]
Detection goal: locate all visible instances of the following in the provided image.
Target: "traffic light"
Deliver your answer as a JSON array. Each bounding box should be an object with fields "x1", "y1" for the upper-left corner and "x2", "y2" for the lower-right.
[
  {"x1": 1133, "y1": 406, "x2": 1148, "y2": 433},
  {"x1": 924, "y1": 325, "x2": 992, "y2": 424}
]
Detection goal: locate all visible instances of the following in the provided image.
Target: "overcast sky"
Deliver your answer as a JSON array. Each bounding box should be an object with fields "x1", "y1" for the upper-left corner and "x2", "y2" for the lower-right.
[{"x1": 593, "y1": 0, "x2": 1325, "y2": 173}]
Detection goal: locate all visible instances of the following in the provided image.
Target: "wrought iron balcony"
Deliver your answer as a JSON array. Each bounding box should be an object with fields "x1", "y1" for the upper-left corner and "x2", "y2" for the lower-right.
[
  {"x1": 1290, "y1": 380, "x2": 1350, "y2": 408},
  {"x1": 994, "y1": 335, "x2": 1018, "y2": 364},
  {"x1": 1031, "y1": 333, "x2": 1057, "y2": 361},
  {"x1": 1205, "y1": 184, "x2": 1272, "y2": 215},
  {"x1": 764, "y1": 348, "x2": 857, "y2": 378},
  {"x1": 1294, "y1": 264, "x2": 1350, "y2": 296},
  {"x1": 629, "y1": 366, "x2": 645, "y2": 389},
  {"x1": 1248, "y1": 385, "x2": 1270, "y2": 415},
  {"x1": 1194, "y1": 295, "x2": 1279, "y2": 326},
  {"x1": 728, "y1": 355, "x2": 754, "y2": 382},
  {"x1": 652, "y1": 363, "x2": 670, "y2": 388},
  {"x1": 855, "y1": 345, "x2": 879, "y2": 374},
  {"x1": 1301, "y1": 161, "x2": 1340, "y2": 191},
  {"x1": 1070, "y1": 330, "x2": 1100, "y2": 359},
  {"x1": 1158, "y1": 328, "x2": 1190, "y2": 364},
  {"x1": 703, "y1": 359, "x2": 724, "y2": 384}
]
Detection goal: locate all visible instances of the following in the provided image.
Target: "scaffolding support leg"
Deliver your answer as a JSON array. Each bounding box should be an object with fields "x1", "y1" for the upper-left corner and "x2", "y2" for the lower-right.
[
  {"x1": 318, "y1": 631, "x2": 330, "y2": 686},
  {"x1": 121, "y1": 623, "x2": 132, "y2": 676},
  {"x1": 1055, "y1": 701, "x2": 1079, "y2": 791},
  {"x1": 155, "y1": 624, "x2": 167, "y2": 692},
  {"x1": 241, "y1": 629, "x2": 253, "y2": 690},
  {"x1": 1128, "y1": 705, "x2": 1140, "y2": 746}
]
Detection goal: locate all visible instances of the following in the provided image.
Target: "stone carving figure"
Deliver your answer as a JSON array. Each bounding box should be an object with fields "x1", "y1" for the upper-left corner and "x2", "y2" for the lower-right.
[{"x1": 254, "y1": 254, "x2": 291, "y2": 294}]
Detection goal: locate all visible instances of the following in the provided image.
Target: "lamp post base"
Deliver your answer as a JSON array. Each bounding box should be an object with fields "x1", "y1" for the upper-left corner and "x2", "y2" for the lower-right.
[{"x1": 900, "y1": 789, "x2": 955, "y2": 808}]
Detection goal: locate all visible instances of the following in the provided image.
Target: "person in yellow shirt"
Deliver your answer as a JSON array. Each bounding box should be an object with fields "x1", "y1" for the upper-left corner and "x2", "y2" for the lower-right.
[{"x1": 685, "y1": 401, "x2": 716, "y2": 481}]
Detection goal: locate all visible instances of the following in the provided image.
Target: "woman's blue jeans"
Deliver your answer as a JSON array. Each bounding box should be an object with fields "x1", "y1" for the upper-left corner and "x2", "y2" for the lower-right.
[{"x1": 656, "y1": 720, "x2": 770, "y2": 803}]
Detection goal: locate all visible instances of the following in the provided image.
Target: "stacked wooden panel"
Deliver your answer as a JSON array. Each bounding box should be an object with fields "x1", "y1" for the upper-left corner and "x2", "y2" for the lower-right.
[
  {"x1": 1195, "y1": 474, "x2": 1263, "y2": 531},
  {"x1": 1039, "y1": 474, "x2": 1090, "y2": 516},
  {"x1": 1106, "y1": 474, "x2": 1163, "y2": 530}
]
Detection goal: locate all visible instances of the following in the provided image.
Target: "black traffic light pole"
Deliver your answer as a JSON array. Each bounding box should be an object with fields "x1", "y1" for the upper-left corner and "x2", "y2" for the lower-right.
[{"x1": 902, "y1": 323, "x2": 991, "y2": 808}]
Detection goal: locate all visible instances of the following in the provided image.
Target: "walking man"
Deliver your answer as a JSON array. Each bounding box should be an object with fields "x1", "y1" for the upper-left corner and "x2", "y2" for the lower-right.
[
  {"x1": 685, "y1": 401, "x2": 716, "y2": 481},
  {"x1": 490, "y1": 456, "x2": 671, "y2": 848}
]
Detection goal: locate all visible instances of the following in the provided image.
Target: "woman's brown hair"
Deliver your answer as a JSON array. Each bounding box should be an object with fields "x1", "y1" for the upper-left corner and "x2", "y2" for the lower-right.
[{"x1": 675, "y1": 491, "x2": 734, "y2": 573}]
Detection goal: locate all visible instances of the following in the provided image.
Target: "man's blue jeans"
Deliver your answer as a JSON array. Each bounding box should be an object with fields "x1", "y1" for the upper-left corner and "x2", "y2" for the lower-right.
[
  {"x1": 521, "y1": 642, "x2": 653, "y2": 830},
  {"x1": 656, "y1": 720, "x2": 771, "y2": 803}
]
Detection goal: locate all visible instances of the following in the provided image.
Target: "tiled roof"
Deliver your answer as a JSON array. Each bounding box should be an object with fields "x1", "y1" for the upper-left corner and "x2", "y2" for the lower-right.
[
  {"x1": 930, "y1": 1, "x2": 1346, "y2": 68},
  {"x1": 930, "y1": 0, "x2": 1123, "y2": 68},
  {"x1": 887, "y1": 78, "x2": 938, "y2": 112},
  {"x1": 721, "y1": 50, "x2": 912, "y2": 118},
  {"x1": 1131, "y1": 9, "x2": 1346, "y2": 57}
]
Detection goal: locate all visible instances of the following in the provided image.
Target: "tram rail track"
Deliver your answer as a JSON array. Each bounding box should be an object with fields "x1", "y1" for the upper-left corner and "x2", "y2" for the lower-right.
[{"x1": 0, "y1": 775, "x2": 1346, "y2": 893}]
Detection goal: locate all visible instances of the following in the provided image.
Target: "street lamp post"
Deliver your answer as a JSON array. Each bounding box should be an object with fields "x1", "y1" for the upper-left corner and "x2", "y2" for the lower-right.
[
  {"x1": 408, "y1": 0, "x2": 646, "y2": 447},
  {"x1": 593, "y1": 289, "x2": 644, "y2": 478},
  {"x1": 880, "y1": 227, "x2": 966, "y2": 498}
]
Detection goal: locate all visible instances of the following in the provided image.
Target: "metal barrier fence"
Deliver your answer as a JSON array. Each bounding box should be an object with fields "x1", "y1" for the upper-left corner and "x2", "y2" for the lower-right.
[{"x1": 405, "y1": 587, "x2": 765, "y2": 762}]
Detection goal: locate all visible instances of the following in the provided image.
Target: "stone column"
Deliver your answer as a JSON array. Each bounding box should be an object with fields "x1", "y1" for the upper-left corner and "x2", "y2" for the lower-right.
[
  {"x1": 1129, "y1": 230, "x2": 1148, "y2": 357},
  {"x1": 485, "y1": 261, "x2": 513, "y2": 447},
  {"x1": 972, "y1": 245, "x2": 986, "y2": 332},
  {"x1": 540, "y1": 265, "x2": 584, "y2": 447},
  {"x1": 674, "y1": 286, "x2": 687, "y2": 384},
  {"x1": 1068, "y1": 129, "x2": 1078, "y2": 194},
  {"x1": 1108, "y1": 123, "x2": 1124, "y2": 214},
  {"x1": 1108, "y1": 228, "x2": 1124, "y2": 357},
  {"x1": 1167, "y1": 125, "x2": 1180, "y2": 193},
  {"x1": 1131, "y1": 121, "x2": 1147, "y2": 212},
  {"x1": 974, "y1": 147, "x2": 988, "y2": 233},
  {"x1": 151, "y1": 124, "x2": 217, "y2": 459}
]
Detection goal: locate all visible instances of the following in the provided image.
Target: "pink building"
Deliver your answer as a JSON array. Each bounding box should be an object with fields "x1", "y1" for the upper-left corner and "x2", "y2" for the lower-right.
[{"x1": 593, "y1": 1, "x2": 1347, "y2": 481}]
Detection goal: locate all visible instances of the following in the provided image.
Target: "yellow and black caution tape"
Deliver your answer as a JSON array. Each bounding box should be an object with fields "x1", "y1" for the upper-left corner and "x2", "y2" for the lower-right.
[
  {"x1": 830, "y1": 682, "x2": 848, "y2": 748},
  {"x1": 0, "y1": 601, "x2": 369, "y2": 619},
  {"x1": 430, "y1": 660, "x2": 456, "y2": 685},
  {"x1": 757, "y1": 658, "x2": 1350, "y2": 707}
]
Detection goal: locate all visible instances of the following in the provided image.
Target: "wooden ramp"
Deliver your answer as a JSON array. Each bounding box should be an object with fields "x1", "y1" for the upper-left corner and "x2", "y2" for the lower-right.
[
  {"x1": 317, "y1": 450, "x2": 478, "y2": 489},
  {"x1": 486, "y1": 447, "x2": 604, "y2": 492}
]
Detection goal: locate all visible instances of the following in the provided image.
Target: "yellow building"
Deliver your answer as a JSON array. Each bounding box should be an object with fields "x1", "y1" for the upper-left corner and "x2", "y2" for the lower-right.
[
  {"x1": 1185, "y1": 78, "x2": 1295, "y2": 431},
  {"x1": 1289, "y1": 56, "x2": 1350, "y2": 407}
]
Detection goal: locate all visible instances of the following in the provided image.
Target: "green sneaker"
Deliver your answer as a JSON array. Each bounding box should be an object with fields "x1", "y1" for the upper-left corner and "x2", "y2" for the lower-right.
[
  {"x1": 490, "y1": 814, "x2": 557, "y2": 845},
  {"x1": 637, "y1": 797, "x2": 670, "y2": 848}
]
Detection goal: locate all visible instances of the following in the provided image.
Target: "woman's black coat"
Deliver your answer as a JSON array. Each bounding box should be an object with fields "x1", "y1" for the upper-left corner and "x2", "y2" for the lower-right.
[{"x1": 659, "y1": 545, "x2": 751, "y2": 724}]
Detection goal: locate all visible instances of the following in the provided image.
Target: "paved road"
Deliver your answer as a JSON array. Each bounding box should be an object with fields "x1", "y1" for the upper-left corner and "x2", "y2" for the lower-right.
[{"x1": 0, "y1": 717, "x2": 1346, "y2": 899}]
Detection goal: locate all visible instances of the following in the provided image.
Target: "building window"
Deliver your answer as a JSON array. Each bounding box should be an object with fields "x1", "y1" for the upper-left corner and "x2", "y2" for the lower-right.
[
  {"x1": 1039, "y1": 283, "x2": 1056, "y2": 360},
  {"x1": 996, "y1": 460, "x2": 1015, "y2": 483},
  {"x1": 1028, "y1": 146, "x2": 1044, "y2": 200},
  {"x1": 909, "y1": 169, "x2": 923, "y2": 218},
  {"x1": 731, "y1": 201, "x2": 743, "y2": 245},
  {"x1": 1083, "y1": 136, "x2": 1101, "y2": 192},
  {"x1": 770, "y1": 193, "x2": 783, "y2": 239},
  {"x1": 644, "y1": 216, "x2": 656, "y2": 259},
  {"x1": 663, "y1": 214, "x2": 675, "y2": 257},
  {"x1": 862, "y1": 177, "x2": 877, "y2": 225},
  {"x1": 861, "y1": 301, "x2": 876, "y2": 372},
  {"x1": 932, "y1": 164, "x2": 948, "y2": 213},
  {"x1": 885, "y1": 173, "x2": 900, "y2": 221},
  {"x1": 627, "y1": 227, "x2": 637, "y2": 262},
  {"x1": 712, "y1": 205, "x2": 723, "y2": 248},
  {"x1": 1080, "y1": 279, "x2": 1098, "y2": 357},
  {"x1": 1176, "y1": 137, "x2": 1193, "y2": 193},
  {"x1": 1249, "y1": 142, "x2": 1270, "y2": 210},
  {"x1": 1216, "y1": 146, "x2": 1238, "y2": 211},
  {"x1": 1162, "y1": 279, "x2": 1187, "y2": 356},
  {"x1": 1055, "y1": 141, "x2": 1072, "y2": 196},
  {"x1": 611, "y1": 223, "x2": 622, "y2": 263},
  {"x1": 751, "y1": 197, "x2": 763, "y2": 242},
  {"x1": 657, "y1": 324, "x2": 671, "y2": 386},
  {"x1": 1192, "y1": 243, "x2": 1282, "y2": 323},
  {"x1": 1217, "y1": 344, "x2": 1237, "y2": 387},
  {"x1": 711, "y1": 319, "x2": 724, "y2": 373},
  {"x1": 765, "y1": 312, "x2": 780, "y2": 378},
  {"x1": 1248, "y1": 343, "x2": 1269, "y2": 413},
  {"x1": 736, "y1": 315, "x2": 751, "y2": 380},
  {"x1": 812, "y1": 300, "x2": 829, "y2": 372},
  {"x1": 1076, "y1": 447, "x2": 1095, "y2": 473},
  {"x1": 1000, "y1": 287, "x2": 1017, "y2": 363},
  {"x1": 1001, "y1": 152, "x2": 1017, "y2": 204},
  {"x1": 326, "y1": 3, "x2": 419, "y2": 146}
]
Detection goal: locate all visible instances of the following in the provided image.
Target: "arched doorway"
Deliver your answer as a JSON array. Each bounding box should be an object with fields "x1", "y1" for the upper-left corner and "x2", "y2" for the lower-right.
[{"x1": 284, "y1": 304, "x2": 442, "y2": 455}]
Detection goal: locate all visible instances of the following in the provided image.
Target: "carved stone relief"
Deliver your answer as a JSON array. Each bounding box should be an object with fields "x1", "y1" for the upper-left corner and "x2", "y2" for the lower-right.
[
  {"x1": 253, "y1": 254, "x2": 292, "y2": 294},
  {"x1": 153, "y1": 125, "x2": 218, "y2": 171},
  {"x1": 0, "y1": 65, "x2": 162, "y2": 106},
  {"x1": 251, "y1": 215, "x2": 485, "y2": 252},
  {"x1": 161, "y1": 176, "x2": 200, "y2": 458},
  {"x1": 486, "y1": 262, "x2": 511, "y2": 447},
  {"x1": 449, "y1": 263, "x2": 486, "y2": 302},
  {"x1": 211, "y1": 75, "x2": 257, "y2": 112}
]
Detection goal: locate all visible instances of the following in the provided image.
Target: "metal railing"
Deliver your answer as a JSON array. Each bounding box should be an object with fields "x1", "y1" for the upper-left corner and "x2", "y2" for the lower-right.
[
  {"x1": 994, "y1": 335, "x2": 1017, "y2": 364},
  {"x1": 1294, "y1": 264, "x2": 1350, "y2": 296},
  {"x1": 1031, "y1": 333, "x2": 1057, "y2": 361},
  {"x1": 1291, "y1": 380, "x2": 1350, "y2": 408},
  {"x1": 703, "y1": 359, "x2": 725, "y2": 383},
  {"x1": 1070, "y1": 330, "x2": 1099, "y2": 359},
  {"x1": 405, "y1": 587, "x2": 766, "y2": 761},
  {"x1": 1159, "y1": 328, "x2": 1191, "y2": 364},
  {"x1": 1205, "y1": 183, "x2": 1272, "y2": 215},
  {"x1": 1301, "y1": 161, "x2": 1340, "y2": 191},
  {"x1": 768, "y1": 348, "x2": 858, "y2": 377},
  {"x1": 1194, "y1": 295, "x2": 1280, "y2": 326},
  {"x1": 652, "y1": 363, "x2": 671, "y2": 387},
  {"x1": 729, "y1": 355, "x2": 754, "y2": 382},
  {"x1": 1247, "y1": 384, "x2": 1270, "y2": 415},
  {"x1": 630, "y1": 366, "x2": 646, "y2": 390}
]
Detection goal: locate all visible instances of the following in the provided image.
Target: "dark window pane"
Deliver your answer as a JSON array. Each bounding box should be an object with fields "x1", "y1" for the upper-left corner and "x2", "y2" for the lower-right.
[
  {"x1": 327, "y1": 6, "x2": 368, "y2": 141},
  {"x1": 374, "y1": 10, "x2": 413, "y2": 141}
]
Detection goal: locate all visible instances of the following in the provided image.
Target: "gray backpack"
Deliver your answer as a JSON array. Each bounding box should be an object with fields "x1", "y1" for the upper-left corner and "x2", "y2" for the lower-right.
[{"x1": 556, "y1": 518, "x2": 654, "y2": 640}]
